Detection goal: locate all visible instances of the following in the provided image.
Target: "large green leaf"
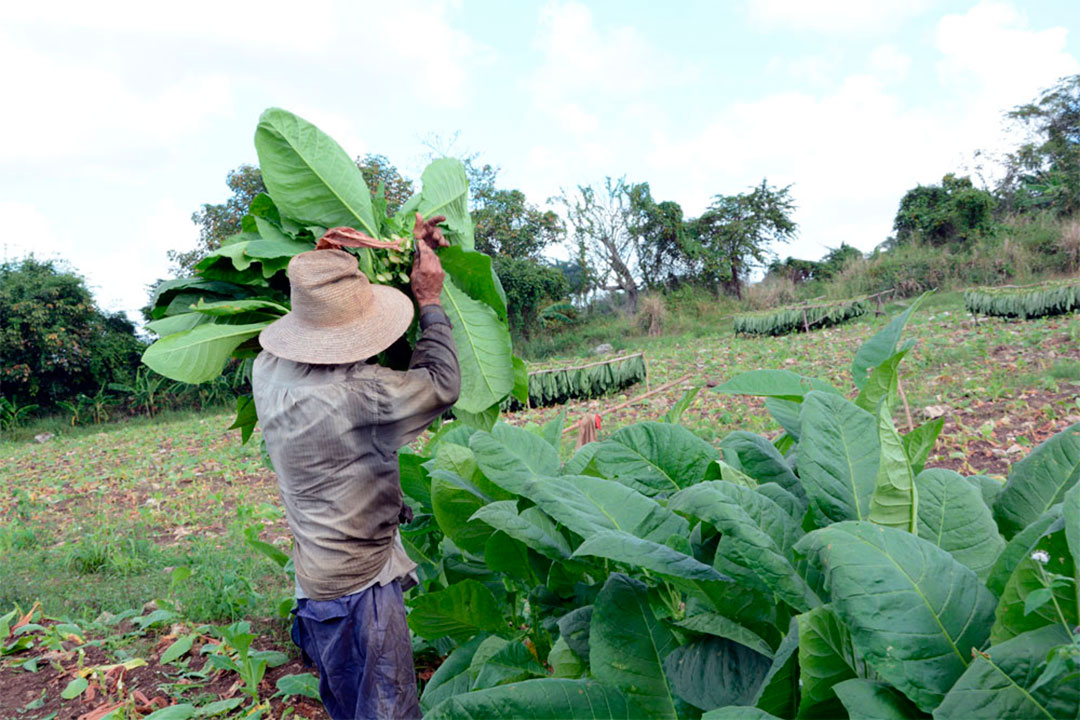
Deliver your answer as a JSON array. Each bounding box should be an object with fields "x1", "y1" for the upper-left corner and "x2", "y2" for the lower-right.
[
  {"x1": 409, "y1": 158, "x2": 475, "y2": 249},
  {"x1": 254, "y1": 108, "x2": 377, "y2": 236},
  {"x1": 141, "y1": 322, "x2": 270, "y2": 384},
  {"x1": 850, "y1": 293, "x2": 926, "y2": 389},
  {"x1": 854, "y1": 349, "x2": 908, "y2": 414},
  {"x1": 557, "y1": 605, "x2": 593, "y2": 661},
  {"x1": 765, "y1": 397, "x2": 805, "y2": 438},
  {"x1": 915, "y1": 468, "x2": 1004, "y2": 581},
  {"x1": 572, "y1": 530, "x2": 728, "y2": 581},
  {"x1": 421, "y1": 636, "x2": 487, "y2": 712},
  {"x1": 406, "y1": 579, "x2": 506, "y2": 642},
  {"x1": 470, "y1": 639, "x2": 547, "y2": 690},
  {"x1": 993, "y1": 421, "x2": 1080, "y2": 539},
  {"x1": 469, "y1": 423, "x2": 560, "y2": 494},
  {"x1": 797, "y1": 605, "x2": 872, "y2": 719},
  {"x1": 579, "y1": 422, "x2": 720, "y2": 496},
  {"x1": 590, "y1": 573, "x2": 678, "y2": 718},
  {"x1": 145, "y1": 312, "x2": 210, "y2": 337},
  {"x1": 470, "y1": 501, "x2": 570, "y2": 560},
  {"x1": 429, "y1": 443, "x2": 510, "y2": 553},
  {"x1": 934, "y1": 624, "x2": 1078, "y2": 719},
  {"x1": 674, "y1": 612, "x2": 775, "y2": 659},
  {"x1": 663, "y1": 636, "x2": 771, "y2": 711},
  {"x1": 991, "y1": 527, "x2": 1076, "y2": 643},
  {"x1": 430, "y1": 470, "x2": 498, "y2": 554},
  {"x1": 720, "y1": 431, "x2": 807, "y2": 509},
  {"x1": 903, "y1": 418, "x2": 945, "y2": 476},
  {"x1": 703, "y1": 709, "x2": 783, "y2": 720},
  {"x1": 831, "y1": 679, "x2": 925, "y2": 720},
  {"x1": 798, "y1": 392, "x2": 880, "y2": 524},
  {"x1": 796, "y1": 522, "x2": 996, "y2": 712},
  {"x1": 1067, "y1": 482, "x2": 1080, "y2": 611},
  {"x1": 669, "y1": 482, "x2": 819, "y2": 612},
  {"x1": 440, "y1": 246, "x2": 507, "y2": 320},
  {"x1": 868, "y1": 403, "x2": 918, "y2": 533},
  {"x1": 713, "y1": 370, "x2": 840, "y2": 401},
  {"x1": 442, "y1": 277, "x2": 515, "y2": 414},
  {"x1": 518, "y1": 474, "x2": 688, "y2": 543},
  {"x1": 426, "y1": 679, "x2": 638, "y2": 719},
  {"x1": 750, "y1": 617, "x2": 800, "y2": 718},
  {"x1": 985, "y1": 505, "x2": 1062, "y2": 597},
  {"x1": 189, "y1": 298, "x2": 288, "y2": 316}
]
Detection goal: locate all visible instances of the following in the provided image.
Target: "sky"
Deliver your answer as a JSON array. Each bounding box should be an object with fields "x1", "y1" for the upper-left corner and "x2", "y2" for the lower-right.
[{"x1": 2, "y1": 0, "x2": 1079, "y2": 323}]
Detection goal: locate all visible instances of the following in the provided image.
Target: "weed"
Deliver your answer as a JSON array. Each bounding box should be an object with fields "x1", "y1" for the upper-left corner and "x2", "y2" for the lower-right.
[
  {"x1": 63, "y1": 524, "x2": 153, "y2": 576},
  {"x1": 1049, "y1": 360, "x2": 1080, "y2": 382}
]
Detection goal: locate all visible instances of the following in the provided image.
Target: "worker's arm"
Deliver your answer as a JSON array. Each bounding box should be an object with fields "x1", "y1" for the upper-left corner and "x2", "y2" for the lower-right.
[{"x1": 373, "y1": 217, "x2": 461, "y2": 452}]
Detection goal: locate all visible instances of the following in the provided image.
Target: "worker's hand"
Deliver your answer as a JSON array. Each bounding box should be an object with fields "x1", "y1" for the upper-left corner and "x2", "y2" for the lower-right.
[
  {"x1": 410, "y1": 234, "x2": 445, "y2": 307},
  {"x1": 413, "y1": 212, "x2": 449, "y2": 250}
]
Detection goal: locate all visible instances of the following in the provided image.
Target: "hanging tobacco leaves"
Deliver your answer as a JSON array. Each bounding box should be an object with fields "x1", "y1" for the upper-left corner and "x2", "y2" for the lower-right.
[{"x1": 142, "y1": 108, "x2": 516, "y2": 436}]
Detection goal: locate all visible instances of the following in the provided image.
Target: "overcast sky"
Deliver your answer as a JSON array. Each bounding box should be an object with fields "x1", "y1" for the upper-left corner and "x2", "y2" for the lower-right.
[{"x1": 2, "y1": 0, "x2": 1078, "y2": 322}]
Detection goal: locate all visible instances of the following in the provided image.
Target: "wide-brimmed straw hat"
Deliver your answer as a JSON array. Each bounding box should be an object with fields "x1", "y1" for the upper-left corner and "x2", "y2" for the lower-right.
[{"x1": 259, "y1": 249, "x2": 413, "y2": 364}]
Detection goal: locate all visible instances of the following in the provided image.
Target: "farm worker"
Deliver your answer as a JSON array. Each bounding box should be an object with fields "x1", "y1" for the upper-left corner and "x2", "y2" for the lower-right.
[{"x1": 252, "y1": 214, "x2": 459, "y2": 720}]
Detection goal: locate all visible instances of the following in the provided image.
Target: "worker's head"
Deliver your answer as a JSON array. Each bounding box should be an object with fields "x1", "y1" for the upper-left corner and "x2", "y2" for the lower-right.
[{"x1": 258, "y1": 249, "x2": 414, "y2": 364}]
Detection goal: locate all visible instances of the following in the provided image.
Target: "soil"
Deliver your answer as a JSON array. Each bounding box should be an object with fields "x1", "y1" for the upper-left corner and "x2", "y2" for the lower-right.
[{"x1": 0, "y1": 618, "x2": 330, "y2": 720}]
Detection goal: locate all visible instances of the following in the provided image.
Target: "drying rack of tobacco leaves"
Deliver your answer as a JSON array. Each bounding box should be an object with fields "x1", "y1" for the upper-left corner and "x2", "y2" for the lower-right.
[
  {"x1": 504, "y1": 352, "x2": 648, "y2": 410},
  {"x1": 965, "y1": 277, "x2": 1080, "y2": 320}
]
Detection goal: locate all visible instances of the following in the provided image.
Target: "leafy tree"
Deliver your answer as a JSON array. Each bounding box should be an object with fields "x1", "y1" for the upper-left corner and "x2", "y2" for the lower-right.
[
  {"x1": 171, "y1": 165, "x2": 266, "y2": 276},
  {"x1": 767, "y1": 256, "x2": 818, "y2": 284},
  {"x1": 560, "y1": 177, "x2": 640, "y2": 311},
  {"x1": 1, "y1": 257, "x2": 144, "y2": 408},
  {"x1": 769, "y1": 243, "x2": 862, "y2": 284},
  {"x1": 357, "y1": 153, "x2": 414, "y2": 216},
  {"x1": 999, "y1": 74, "x2": 1080, "y2": 215},
  {"x1": 817, "y1": 243, "x2": 863, "y2": 280},
  {"x1": 626, "y1": 183, "x2": 692, "y2": 288},
  {"x1": 691, "y1": 180, "x2": 798, "y2": 298},
  {"x1": 492, "y1": 256, "x2": 569, "y2": 338},
  {"x1": 473, "y1": 188, "x2": 563, "y2": 258},
  {"x1": 893, "y1": 173, "x2": 996, "y2": 246}
]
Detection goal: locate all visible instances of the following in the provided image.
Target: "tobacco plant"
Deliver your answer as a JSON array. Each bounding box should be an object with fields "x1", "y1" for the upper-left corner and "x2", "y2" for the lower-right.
[{"x1": 388, "y1": 295, "x2": 1079, "y2": 719}]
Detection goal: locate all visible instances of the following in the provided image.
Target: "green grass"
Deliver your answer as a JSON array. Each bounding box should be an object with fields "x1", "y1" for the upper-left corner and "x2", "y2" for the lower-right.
[{"x1": 2, "y1": 289, "x2": 1079, "y2": 625}]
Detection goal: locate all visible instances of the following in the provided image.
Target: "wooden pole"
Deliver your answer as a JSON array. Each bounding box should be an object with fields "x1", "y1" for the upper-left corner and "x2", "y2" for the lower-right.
[
  {"x1": 529, "y1": 352, "x2": 645, "y2": 377},
  {"x1": 802, "y1": 308, "x2": 810, "y2": 333},
  {"x1": 562, "y1": 374, "x2": 693, "y2": 435}
]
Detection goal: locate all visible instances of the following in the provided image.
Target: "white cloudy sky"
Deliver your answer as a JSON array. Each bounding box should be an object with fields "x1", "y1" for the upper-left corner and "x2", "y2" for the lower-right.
[{"x1": 2, "y1": 0, "x2": 1078, "y2": 321}]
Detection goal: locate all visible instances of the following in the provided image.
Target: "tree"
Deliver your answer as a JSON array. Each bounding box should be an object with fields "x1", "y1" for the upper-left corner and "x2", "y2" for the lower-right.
[
  {"x1": 691, "y1": 180, "x2": 797, "y2": 299},
  {"x1": 816, "y1": 243, "x2": 862, "y2": 280},
  {"x1": 893, "y1": 173, "x2": 996, "y2": 246},
  {"x1": 625, "y1": 183, "x2": 692, "y2": 288},
  {"x1": 999, "y1": 74, "x2": 1080, "y2": 215},
  {"x1": 1, "y1": 257, "x2": 144, "y2": 408},
  {"x1": 171, "y1": 165, "x2": 266, "y2": 276},
  {"x1": 492, "y1": 256, "x2": 569, "y2": 338},
  {"x1": 768, "y1": 243, "x2": 862, "y2": 284},
  {"x1": 560, "y1": 177, "x2": 640, "y2": 311},
  {"x1": 357, "y1": 153, "x2": 414, "y2": 216},
  {"x1": 473, "y1": 188, "x2": 563, "y2": 258}
]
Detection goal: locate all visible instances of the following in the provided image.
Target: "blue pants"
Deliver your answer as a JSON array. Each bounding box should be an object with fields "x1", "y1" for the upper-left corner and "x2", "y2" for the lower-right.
[{"x1": 291, "y1": 581, "x2": 421, "y2": 720}]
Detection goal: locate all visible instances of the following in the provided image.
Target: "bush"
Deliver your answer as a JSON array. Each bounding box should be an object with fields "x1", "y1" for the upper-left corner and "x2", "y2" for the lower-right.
[
  {"x1": 0, "y1": 257, "x2": 145, "y2": 410},
  {"x1": 636, "y1": 293, "x2": 667, "y2": 336},
  {"x1": 492, "y1": 256, "x2": 569, "y2": 339}
]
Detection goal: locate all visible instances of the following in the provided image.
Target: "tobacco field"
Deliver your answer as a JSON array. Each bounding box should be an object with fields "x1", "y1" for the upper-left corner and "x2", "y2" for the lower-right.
[
  {"x1": 3, "y1": 294, "x2": 1079, "y2": 719},
  {"x1": 2, "y1": 109, "x2": 1079, "y2": 719}
]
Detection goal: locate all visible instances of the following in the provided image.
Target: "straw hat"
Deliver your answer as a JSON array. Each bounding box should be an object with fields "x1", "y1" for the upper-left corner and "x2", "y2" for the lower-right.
[{"x1": 259, "y1": 249, "x2": 414, "y2": 364}]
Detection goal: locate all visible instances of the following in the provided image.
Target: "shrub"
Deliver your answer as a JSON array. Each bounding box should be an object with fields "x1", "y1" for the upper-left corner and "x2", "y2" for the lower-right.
[{"x1": 636, "y1": 293, "x2": 667, "y2": 336}]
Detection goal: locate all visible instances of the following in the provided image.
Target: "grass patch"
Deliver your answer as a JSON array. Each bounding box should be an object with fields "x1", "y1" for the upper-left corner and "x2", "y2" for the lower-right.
[{"x1": 1049, "y1": 359, "x2": 1080, "y2": 381}]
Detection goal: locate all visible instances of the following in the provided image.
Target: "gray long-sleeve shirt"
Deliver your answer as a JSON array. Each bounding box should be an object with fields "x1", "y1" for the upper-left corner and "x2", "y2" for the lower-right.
[{"x1": 253, "y1": 305, "x2": 460, "y2": 600}]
